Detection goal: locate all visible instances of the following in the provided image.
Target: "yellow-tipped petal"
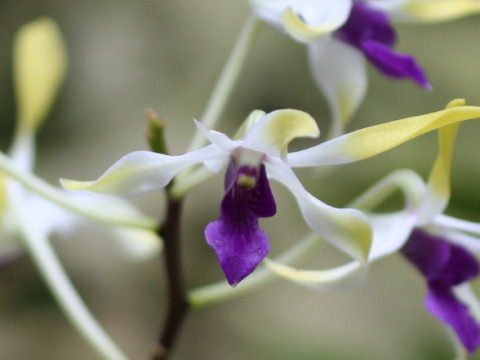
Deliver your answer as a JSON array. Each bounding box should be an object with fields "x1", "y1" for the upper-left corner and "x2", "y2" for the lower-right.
[
  {"x1": 265, "y1": 258, "x2": 364, "y2": 290},
  {"x1": 283, "y1": 8, "x2": 340, "y2": 42},
  {"x1": 289, "y1": 99, "x2": 480, "y2": 167},
  {"x1": 417, "y1": 99, "x2": 462, "y2": 223},
  {"x1": 245, "y1": 109, "x2": 320, "y2": 158},
  {"x1": 14, "y1": 17, "x2": 67, "y2": 133},
  {"x1": 401, "y1": 0, "x2": 480, "y2": 22}
]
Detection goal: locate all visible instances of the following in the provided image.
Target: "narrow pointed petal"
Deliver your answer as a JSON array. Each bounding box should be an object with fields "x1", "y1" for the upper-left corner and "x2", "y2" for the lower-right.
[
  {"x1": 288, "y1": 100, "x2": 480, "y2": 167},
  {"x1": 265, "y1": 258, "x2": 365, "y2": 290},
  {"x1": 205, "y1": 164, "x2": 275, "y2": 286},
  {"x1": 244, "y1": 109, "x2": 319, "y2": 157},
  {"x1": 61, "y1": 146, "x2": 226, "y2": 195},
  {"x1": 14, "y1": 18, "x2": 67, "y2": 133},
  {"x1": 308, "y1": 38, "x2": 367, "y2": 130},
  {"x1": 266, "y1": 157, "x2": 372, "y2": 262},
  {"x1": 389, "y1": 0, "x2": 480, "y2": 22}
]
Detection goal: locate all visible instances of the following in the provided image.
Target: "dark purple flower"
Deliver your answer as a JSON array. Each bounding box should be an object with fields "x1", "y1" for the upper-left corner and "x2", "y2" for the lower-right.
[
  {"x1": 335, "y1": 1, "x2": 431, "y2": 89},
  {"x1": 205, "y1": 156, "x2": 276, "y2": 286},
  {"x1": 402, "y1": 229, "x2": 480, "y2": 353}
]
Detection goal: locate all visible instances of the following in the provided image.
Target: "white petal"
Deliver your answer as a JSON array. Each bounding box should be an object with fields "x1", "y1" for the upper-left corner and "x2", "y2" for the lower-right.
[
  {"x1": 266, "y1": 157, "x2": 372, "y2": 262},
  {"x1": 250, "y1": 0, "x2": 352, "y2": 41},
  {"x1": 308, "y1": 38, "x2": 367, "y2": 133},
  {"x1": 194, "y1": 120, "x2": 238, "y2": 153},
  {"x1": 368, "y1": 211, "x2": 417, "y2": 261},
  {"x1": 61, "y1": 146, "x2": 226, "y2": 195}
]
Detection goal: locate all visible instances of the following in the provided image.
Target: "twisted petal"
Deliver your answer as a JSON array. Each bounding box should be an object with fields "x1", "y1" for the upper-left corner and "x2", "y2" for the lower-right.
[
  {"x1": 265, "y1": 258, "x2": 365, "y2": 290},
  {"x1": 13, "y1": 18, "x2": 67, "y2": 133},
  {"x1": 288, "y1": 100, "x2": 480, "y2": 167},
  {"x1": 308, "y1": 38, "x2": 367, "y2": 130},
  {"x1": 61, "y1": 146, "x2": 227, "y2": 195},
  {"x1": 417, "y1": 100, "x2": 463, "y2": 224},
  {"x1": 266, "y1": 157, "x2": 372, "y2": 263}
]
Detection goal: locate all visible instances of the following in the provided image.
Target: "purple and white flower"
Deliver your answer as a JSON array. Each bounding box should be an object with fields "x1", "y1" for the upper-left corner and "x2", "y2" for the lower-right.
[{"x1": 249, "y1": 0, "x2": 479, "y2": 133}]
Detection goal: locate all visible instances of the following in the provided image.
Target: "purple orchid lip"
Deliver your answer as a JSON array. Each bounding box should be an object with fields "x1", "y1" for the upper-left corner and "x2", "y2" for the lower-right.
[
  {"x1": 402, "y1": 229, "x2": 480, "y2": 353},
  {"x1": 205, "y1": 158, "x2": 276, "y2": 286},
  {"x1": 335, "y1": 1, "x2": 431, "y2": 89}
]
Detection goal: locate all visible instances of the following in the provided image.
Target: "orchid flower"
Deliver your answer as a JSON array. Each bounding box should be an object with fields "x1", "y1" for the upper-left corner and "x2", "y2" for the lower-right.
[
  {"x1": 249, "y1": 0, "x2": 480, "y2": 135},
  {"x1": 267, "y1": 99, "x2": 480, "y2": 356},
  {"x1": 0, "y1": 18, "x2": 161, "y2": 360},
  {"x1": 62, "y1": 99, "x2": 480, "y2": 288},
  {"x1": 1, "y1": 18, "x2": 160, "y2": 262}
]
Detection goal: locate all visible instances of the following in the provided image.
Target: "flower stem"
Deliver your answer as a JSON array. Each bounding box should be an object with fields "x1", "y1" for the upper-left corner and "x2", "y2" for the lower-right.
[
  {"x1": 152, "y1": 194, "x2": 188, "y2": 360},
  {"x1": 186, "y1": 14, "x2": 261, "y2": 152},
  {"x1": 17, "y1": 214, "x2": 129, "y2": 360}
]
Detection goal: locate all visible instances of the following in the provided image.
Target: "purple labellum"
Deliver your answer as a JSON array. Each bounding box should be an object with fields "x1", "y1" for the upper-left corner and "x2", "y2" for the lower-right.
[
  {"x1": 402, "y1": 229, "x2": 480, "y2": 353},
  {"x1": 335, "y1": 1, "x2": 431, "y2": 89},
  {"x1": 205, "y1": 159, "x2": 276, "y2": 286}
]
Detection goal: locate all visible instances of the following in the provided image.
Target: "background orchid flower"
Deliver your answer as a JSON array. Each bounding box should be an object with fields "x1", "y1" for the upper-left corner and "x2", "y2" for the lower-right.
[
  {"x1": 0, "y1": 18, "x2": 165, "y2": 360},
  {"x1": 249, "y1": 0, "x2": 479, "y2": 135},
  {"x1": 1, "y1": 17, "x2": 160, "y2": 262},
  {"x1": 267, "y1": 99, "x2": 480, "y2": 356}
]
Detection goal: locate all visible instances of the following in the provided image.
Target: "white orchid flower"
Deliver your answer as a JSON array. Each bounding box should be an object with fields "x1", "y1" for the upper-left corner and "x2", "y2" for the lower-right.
[{"x1": 62, "y1": 99, "x2": 480, "y2": 288}]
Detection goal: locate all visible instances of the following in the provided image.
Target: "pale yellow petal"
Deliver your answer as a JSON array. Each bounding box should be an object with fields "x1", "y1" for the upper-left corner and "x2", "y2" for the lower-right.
[
  {"x1": 289, "y1": 99, "x2": 480, "y2": 167},
  {"x1": 400, "y1": 0, "x2": 480, "y2": 22},
  {"x1": 13, "y1": 18, "x2": 67, "y2": 133},
  {"x1": 245, "y1": 109, "x2": 320, "y2": 158}
]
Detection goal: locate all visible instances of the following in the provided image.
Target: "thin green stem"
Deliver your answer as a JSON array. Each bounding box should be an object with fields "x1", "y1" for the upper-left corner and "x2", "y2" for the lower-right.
[
  {"x1": 186, "y1": 14, "x2": 261, "y2": 152},
  {"x1": 15, "y1": 208, "x2": 129, "y2": 360},
  {"x1": 0, "y1": 150, "x2": 156, "y2": 230},
  {"x1": 189, "y1": 233, "x2": 322, "y2": 309}
]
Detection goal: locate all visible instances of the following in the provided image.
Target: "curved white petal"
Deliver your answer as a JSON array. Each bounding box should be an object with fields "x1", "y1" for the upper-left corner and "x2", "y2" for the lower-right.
[
  {"x1": 250, "y1": 0, "x2": 352, "y2": 42},
  {"x1": 61, "y1": 146, "x2": 226, "y2": 196},
  {"x1": 308, "y1": 38, "x2": 367, "y2": 134},
  {"x1": 194, "y1": 120, "x2": 238, "y2": 153},
  {"x1": 266, "y1": 157, "x2": 372, "y2": 262},
  {"x1": 368, "y1": 211, "x2": 417, "y2": 261}
]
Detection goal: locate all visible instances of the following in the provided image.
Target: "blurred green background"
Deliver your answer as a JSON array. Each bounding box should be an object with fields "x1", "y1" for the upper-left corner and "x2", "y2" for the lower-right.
[{"x1": 1, "y1": 0, "x2": 480, "y2": 359}]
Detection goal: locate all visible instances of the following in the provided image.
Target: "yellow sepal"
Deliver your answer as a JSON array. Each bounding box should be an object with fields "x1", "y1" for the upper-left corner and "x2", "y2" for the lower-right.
[{"x1": 13, "y1": 17, "x2": 67, "y2": 133}]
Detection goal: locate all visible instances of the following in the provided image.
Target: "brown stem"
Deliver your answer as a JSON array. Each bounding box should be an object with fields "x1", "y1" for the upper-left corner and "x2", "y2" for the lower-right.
[{"x1": 152, "y1": 195, "x2": 189, "y2": 360}]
